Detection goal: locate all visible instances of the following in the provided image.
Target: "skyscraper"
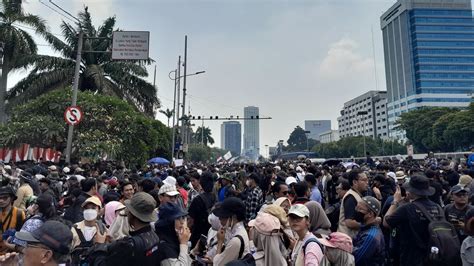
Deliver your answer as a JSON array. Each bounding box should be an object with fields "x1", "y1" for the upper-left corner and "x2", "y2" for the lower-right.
[
  {"x1": 381, "y1": 0, "x2": 474, "y2": 139},
  {"x1": 243, "y1": 106, "x2": 260, "y2": 160},
  {"x1": 220, "y1": 121, "x2": 242, "y2": 156}
]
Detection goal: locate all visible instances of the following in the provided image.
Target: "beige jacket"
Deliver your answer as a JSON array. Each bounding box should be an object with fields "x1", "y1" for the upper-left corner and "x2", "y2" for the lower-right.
[{"x1": 337, "y1": 188, "x2": 363, "y2": 238}]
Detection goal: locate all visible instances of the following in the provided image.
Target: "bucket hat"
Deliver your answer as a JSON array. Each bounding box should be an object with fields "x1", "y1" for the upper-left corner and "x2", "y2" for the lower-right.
[
  {"x1": 403, "y1": 175, "x2": 435, "y2": 196},
  {"x1": 124, "y1": 192, "x2": 158, "y2": 223}
]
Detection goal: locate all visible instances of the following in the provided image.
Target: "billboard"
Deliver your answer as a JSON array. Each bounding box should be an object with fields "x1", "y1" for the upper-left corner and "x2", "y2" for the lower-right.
[{"x1": 112, "y1": 31, "x2": 150, "y2": 60}]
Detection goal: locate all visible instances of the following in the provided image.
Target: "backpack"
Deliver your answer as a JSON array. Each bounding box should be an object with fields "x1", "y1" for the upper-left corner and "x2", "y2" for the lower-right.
[
  {"x1": 302, "y1": 238, "x2": 324, "y2": 256},
  {"x1": 71, "y1": 222, "x2": 106, "y2": 266},
  {"x1": 412, "y1": 201, "x2": 461, "y2": 265},
  {"x1": 224, "y1": 235, "x2": 256, "y2": 266}
]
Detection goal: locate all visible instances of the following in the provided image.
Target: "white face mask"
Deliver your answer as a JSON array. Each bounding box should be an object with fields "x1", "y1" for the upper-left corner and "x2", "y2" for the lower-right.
[{"x1": 83, "y1": 209, "x2": 98, "y2": 221}]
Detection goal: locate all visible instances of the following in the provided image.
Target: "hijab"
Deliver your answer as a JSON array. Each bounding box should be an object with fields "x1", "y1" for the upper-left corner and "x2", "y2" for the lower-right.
[
  {"x1": 104, "y1": 201, "x2": 125, "y2": 226},
  {"x1": 305, "y1": 201, "x2": 331, "y2": 235},
  {"x1": 273, "y1": 197, "x2": 290, "y2": 208},
  {"x1": 155, "y1": 221, "x2": 180, "y2": 261}
]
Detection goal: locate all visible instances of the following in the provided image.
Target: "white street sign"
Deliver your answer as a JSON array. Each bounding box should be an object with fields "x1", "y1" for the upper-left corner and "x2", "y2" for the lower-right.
[
  {"x1": 64, "y1": 106, "x2": 83, "y2": 126},
  {"x1": 112, "y1": 31, "x2": 150, "y2": 60}
]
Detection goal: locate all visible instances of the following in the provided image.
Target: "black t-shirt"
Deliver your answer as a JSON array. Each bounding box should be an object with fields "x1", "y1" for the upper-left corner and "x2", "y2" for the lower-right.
[
  {"x1": 385, "y1": 198, "x2": 441, "y2": 266},
  {"x1": 428, "y1": 181, "x2": 443, "y2": 205},
  {"x1": 188, "y1": 192, "x2": 214, "y2": 246},
  {"x1": 343, "y1": 194, "x2": 358, "y2": 220},
  {"x1": 444, "y1": 203, "x2": 474, "y2": 242}
]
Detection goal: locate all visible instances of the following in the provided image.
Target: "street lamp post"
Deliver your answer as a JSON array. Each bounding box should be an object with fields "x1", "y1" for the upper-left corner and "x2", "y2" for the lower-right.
[{"x1": 357, "y1": 111, "x2": 368, "y2": 158}]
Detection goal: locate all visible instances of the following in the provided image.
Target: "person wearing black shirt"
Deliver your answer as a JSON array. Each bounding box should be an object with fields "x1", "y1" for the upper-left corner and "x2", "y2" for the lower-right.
[
  {"x1": 384, "y1": 174, "x2": 440, "y2": 266},
  {"x1": 445, "y1": 185, "x2": 474, "y2": 242},
  {"x1": 188, "y1": 172, "x2": 215, "y2": 247}
]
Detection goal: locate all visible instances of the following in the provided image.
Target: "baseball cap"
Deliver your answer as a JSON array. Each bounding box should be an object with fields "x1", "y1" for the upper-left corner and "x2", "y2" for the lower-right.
[
  {"x1": 459, "y1": 175, "x2": 473, "y2": 187},
  {"x1": 316, "y1": 232, "x2": 353, "y2": 253},
  {"x1": 387, "y1": 172, "x2": 396, "y2": 181},
  {"x1": 81, "y1": 196, "x2": 102, "y2": 208},
  {"x1": 48, "y1": 165, "x2": 57, "y2": 171},
  {"x1": 124, "y1": 192, "x2": 158, "y2": 223},
  {"x1": 15, "y1": 221, "x2": 72, "y2": 254},
  {"x1": 248, "y1": 212, "x2": 281, "y2": 235},
  {"x1": 288, "y1": 204, "x2": 310, "y2": 218},
  {"x1": 158, "y1": 183, "x2": 180, "y2": 196},
  {"x1": 362, "y1": 196, "x2": 381, "y2": 216},
  {"x1": 451, "y1": 185, "x2": 470, "y2": 194},
  {"x1": 285, "y1": 176, "x2": 297, "y2": 186}
]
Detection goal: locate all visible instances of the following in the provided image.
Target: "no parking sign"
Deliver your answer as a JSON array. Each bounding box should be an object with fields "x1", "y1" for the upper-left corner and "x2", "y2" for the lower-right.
[{"x1": 64, "y1": 106, "x2": 83, "y2": 126}]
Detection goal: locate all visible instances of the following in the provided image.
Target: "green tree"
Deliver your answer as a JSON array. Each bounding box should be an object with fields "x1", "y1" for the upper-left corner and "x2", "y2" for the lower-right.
[
  {"x1": 0, "y1": 89, "x2": 170, "y2": 166},
  {"x1": 312, "y1": 136, "x2": 405, "y2": 158},
  {"x1": 159, "y1": 108, "x2": 174, "y2": 127},
  {"x1": 0, "y1": 0, "x2": 48, "y2": 122},
  {"x1": 7, "y1": 7, "x2": 159, "y2": 116},
  {"x1": 286, "y1": 126, "x2": 308, "y2": 151},
  {"x1": 396, "y1": 107, "x2": 452, "y2": 153},
  {"x1": 187, "y1": 144, "x2": 211, "y2": 162},
  {"x1": 194, "y1": 126, "x2": 215, "y2": 146}
]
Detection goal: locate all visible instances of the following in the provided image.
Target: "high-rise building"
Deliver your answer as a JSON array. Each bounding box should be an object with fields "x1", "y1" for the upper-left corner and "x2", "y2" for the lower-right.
[
  {"x1": 381, "y1": 0, "x2": 474, "y2": 139},
  {"x1": 304, "y1": 120, "x2": 331, "y2": 141},
  {"x1": 319, "y1": 130, "x2": 340, "y2": 143},
  {"x1": 220, "y1": 121, "x2": 242, "y2": 156},
  {"x1": 243, "y1": 106, "x2": 260, "y2": 160},
  {"x1": 337, "y1": 91, "x2": 389, "y2": 139}
]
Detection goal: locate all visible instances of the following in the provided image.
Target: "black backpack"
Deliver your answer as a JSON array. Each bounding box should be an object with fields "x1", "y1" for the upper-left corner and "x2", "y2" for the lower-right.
[
  {"x1": 224, "y1": 235, "x2": 255, "y2": 266},
  {"x1": 71, "y1": 222, "x2": 106, "y2": 266},
  {"x1": 412, "y1": 201, "x2": 461, "y2": 265}
]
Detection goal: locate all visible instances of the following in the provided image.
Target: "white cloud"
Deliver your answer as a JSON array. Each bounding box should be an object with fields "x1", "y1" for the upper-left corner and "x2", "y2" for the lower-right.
[{"x1": 319, "y1": 38, "x2": 374, "y2": 80}]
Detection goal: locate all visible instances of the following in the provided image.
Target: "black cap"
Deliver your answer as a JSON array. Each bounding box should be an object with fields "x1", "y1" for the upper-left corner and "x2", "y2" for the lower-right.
[
  {"x1": 15, "y1": 221, "x2": 72, "y2": 254},
  {"x1": 213, "y1": 197, "x2": 245, "y2": 219},
  {"x1": 0, "y1": 186, "x2": 17, "y2": 201},
  {"x1": 155, "y1": 202, "x2": 188, "y2": 227},
  {"x1": 451, "y1": 185, "x2": 470, "y2": 194}
]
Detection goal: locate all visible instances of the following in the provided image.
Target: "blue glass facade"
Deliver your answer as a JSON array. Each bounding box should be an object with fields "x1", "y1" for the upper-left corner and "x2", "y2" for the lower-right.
[{"x1": 381, "y1": 0, "x2": 474, "y2": 139}]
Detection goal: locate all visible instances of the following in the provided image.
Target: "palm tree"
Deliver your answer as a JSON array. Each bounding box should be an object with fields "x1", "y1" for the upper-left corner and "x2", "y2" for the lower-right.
[
  {"x1": 159, "y1": 108, "x2": 174, "y2": 127},
  {"x1": 194, "y1": 126, "x2": 214, "y2": 146},
  {"x1": 0, "y1": 0, "x2": 48, "y2": 123},
  {"x1": 6, "y1": 7, "x2": 159, "y2": 116}
]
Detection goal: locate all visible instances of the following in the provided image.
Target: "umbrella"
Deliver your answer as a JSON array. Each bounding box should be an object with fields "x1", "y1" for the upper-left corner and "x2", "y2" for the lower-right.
[
  {"x1": 147, "y1": 157, "x2": 170, "y2": 165},
  {"x1": 322, "y1": 159, "x2": 342, "y2": 166},
  {"x1": 343, "y1": 162, "x2": 359, "y2": 169}
]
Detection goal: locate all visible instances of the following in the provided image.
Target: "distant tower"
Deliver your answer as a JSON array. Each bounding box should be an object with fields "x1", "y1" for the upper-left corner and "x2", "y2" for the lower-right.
[
  {"x1": 243, "y1": 106, "x2": 260, "y2": 160},
  {"x1": 220, "y1": 121, "x2": 242, "y2": 156}
]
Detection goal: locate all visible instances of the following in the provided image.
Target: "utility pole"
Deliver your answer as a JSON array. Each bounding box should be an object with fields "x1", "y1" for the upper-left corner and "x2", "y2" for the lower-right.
[
  {"x1": 181, "y1": 36, "x2": 188, "y2": 151},
  {"x1": 0, "y1": 41, "x2": 4, "y2": 124},
  {"x1": 65, "y1": 31, "x2": 84, "y2": 164},
  {"x1": 170, "y1": 64, "x2": 178, "y2": 160}
]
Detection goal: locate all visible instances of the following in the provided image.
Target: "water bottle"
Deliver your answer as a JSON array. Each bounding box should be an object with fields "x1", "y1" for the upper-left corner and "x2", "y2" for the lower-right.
[{"x1": 429, "y1": 246, "x2": 439, "y2": 261}]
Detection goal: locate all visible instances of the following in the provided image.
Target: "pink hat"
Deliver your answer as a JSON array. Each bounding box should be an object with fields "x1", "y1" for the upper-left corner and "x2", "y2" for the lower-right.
[
  {"x1": 316, "y1": 232, "x2": 353, "y2": 253},
  {"x1": 248, "y1": 212, "x2": 281, "y2": 235}
]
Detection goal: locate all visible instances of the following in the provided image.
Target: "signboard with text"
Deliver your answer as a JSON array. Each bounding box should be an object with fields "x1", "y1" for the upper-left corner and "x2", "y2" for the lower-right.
[{"x1": 112, "y1": 31, "x2": 150, "y2": 60}]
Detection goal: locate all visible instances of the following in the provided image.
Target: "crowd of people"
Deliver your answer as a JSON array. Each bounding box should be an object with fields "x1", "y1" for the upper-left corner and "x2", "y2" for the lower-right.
[{"x1": 0, "y1": 150, "x2": 472, "y2": 266}]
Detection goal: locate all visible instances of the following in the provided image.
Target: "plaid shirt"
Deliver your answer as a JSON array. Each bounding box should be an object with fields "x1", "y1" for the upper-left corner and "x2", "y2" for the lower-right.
[{"x1": 245, "y1": 186, "x2": 264, "y2": 222}]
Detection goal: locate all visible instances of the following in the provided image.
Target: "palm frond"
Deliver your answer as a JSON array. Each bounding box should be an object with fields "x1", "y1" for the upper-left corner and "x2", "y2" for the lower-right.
[{"x1": 14, "y1": 14, "x2": 47, "y2": 34}]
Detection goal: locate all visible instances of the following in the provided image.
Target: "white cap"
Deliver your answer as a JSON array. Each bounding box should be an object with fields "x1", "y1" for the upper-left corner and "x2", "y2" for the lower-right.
[
  {"x1": 197, "y1": 169, "x2": 203, "y2": 175},
  {"x1": 163, "y1": 176, "x2": 176, "y2": 186},
  {"x1": 158, "y1": 183, "x2": 180, "y2": 196},
  {"x1": 285, "y1": 176, "x2": 297, "y2": 186},
  {"x1": 387, "y1": 172, "x2": 396, "y2": 182},
  {"x1": 35, "y1": 174, "x2": 45, "y2": 180},
  {"x1": 274, "y1": 166, "x2": 281, "y2": 171},
  {"x1": 48, "y1": 165, "x2": 57, "y2": 171},
  {"x1": 4, "y1": 165, "x2": 11, "y2": 170},
  {"x1": 296, "y1": 166, "x2": 303, "y2": 172},
  {"x1": 63, "y1": 167, "x2": 70, "y2": 174}
]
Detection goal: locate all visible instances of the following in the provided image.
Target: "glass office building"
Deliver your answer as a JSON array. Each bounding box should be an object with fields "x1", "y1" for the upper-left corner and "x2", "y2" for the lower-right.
[{"x1": 381, "y1": 0, "x2": 474, "y2": 139}]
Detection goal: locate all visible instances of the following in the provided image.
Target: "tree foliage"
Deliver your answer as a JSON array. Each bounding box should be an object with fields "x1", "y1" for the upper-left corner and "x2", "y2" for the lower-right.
[
  {"x1": 0, "y1": 0, "x2": 48, "y2": 122},
  {"x1": 6, "y1": 6, "x2": 159, "y2": 116},
  {"x1": 396, "y1": 103, "x2": 474, "y2": 152},
  {"x1": 0, "y1": 89, "x2": 170, "y2": 166},
  {"x1": 193, "y1": 126, "x2": 215, "y2": 146},
  {"x1": 286, "y1": 126, "x2": 309, "y2": 151},
  {"x1": 312, "y1": 136, "x2": 406, "y2": 158}
]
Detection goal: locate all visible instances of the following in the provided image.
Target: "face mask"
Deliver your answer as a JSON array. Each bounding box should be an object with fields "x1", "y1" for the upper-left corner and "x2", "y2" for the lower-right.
[
  {"x1": 245, "y1": 180, "x2": 251, "y2": 187},
  {"x1": 208, "y1": 213, "x2": 221, "y2": 231},
  {"x1": 83, "y1": 209, "x2": 98, "y2": 221},
  {"x1": 354, "y1": 211, "x2": 365, "y2": 223}
]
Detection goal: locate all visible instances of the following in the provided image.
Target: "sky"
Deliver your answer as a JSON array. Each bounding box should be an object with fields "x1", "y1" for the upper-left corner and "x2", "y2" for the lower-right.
[{"x1": 12, "y1": 0, "x2": 403, "y2": 155}]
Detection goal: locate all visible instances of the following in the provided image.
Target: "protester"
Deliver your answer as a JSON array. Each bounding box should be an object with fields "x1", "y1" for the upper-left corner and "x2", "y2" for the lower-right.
[
  {"x1": 244, "y1": 172, "x2": 264, "y2": 222},
  {"x1": 352, "y1": 196, "x2": 385, "y2": 266},
  {"x1": 64, "y1": 178, "x2": 97, "y2": 223},
  {"x1": 14, "y1": 172, "x2": 34, "y2": 210},
  {"x1": 445, "y1": 185, "x2": 474, "y2": 242},
  {"x1": 104, "y1": 200, "x2": 125, "y2": 227},
  {"x1": 306, "y1": 173, "x2": 322, "y2": 204},
  {"x1": 384, "y1": 174, "x2": 442, "y2": 266},
  {"x1": 120, "y1": 182, "x2": 135, "y2": 203},
  {"x1": 88, "y1": 192, "x2": 160, "y2": 265},
  {"x1": 205, "y1": 197, "x2": 249, "y2": 265},
  {"x1": 461, "y1": 208, "x2": 474, "y2": 265},
  {"x1": 274, "y1": 196, "x2": 291, "y2": 214},
  {"x1": 288, "y1": 204, "x2": 324, "y2": 265},
  {"x1": 338, "y1": 169, "x2": 368, "y2": 238},
  {"x1": 249, "y1": 212, "x2": 287, "y2": 265},
  {"x1": 305, "y1": 201, "x2": 331, "y2": 235},
  {"x1": 155, "y1": 202, "x2": 192, "y2": 265},
  {"x1": 0, "y1": 186, "x2": 26, "y2": 255}
]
